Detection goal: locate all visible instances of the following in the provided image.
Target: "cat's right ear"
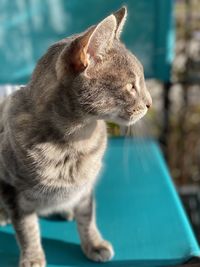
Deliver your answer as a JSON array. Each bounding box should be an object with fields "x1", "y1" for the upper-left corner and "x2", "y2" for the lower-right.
[
  {"x1": 69, "y1": 14, "x2": 117, "y2": 74},
  {"x1": 113, "y1": 6, "x2": 127, "y2": 39}
]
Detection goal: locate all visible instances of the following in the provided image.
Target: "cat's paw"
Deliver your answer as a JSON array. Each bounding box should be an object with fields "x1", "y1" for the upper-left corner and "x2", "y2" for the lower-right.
[
  {"x1": 82, "y1": 240, "x2": 114, "y2": 262},
  {"x1": 0, "y1": 208, "x2": 10, "y2": 226},
  {"x1": 20, "y1": 255, "x2": 46, "y2": 267}
]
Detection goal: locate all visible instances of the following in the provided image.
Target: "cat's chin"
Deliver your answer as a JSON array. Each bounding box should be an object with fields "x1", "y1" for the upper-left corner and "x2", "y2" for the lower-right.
[
  {"x1": 114, "y1": 118, "x2": 137, "y2": 126},
  {"x1": 106, "y1": 117, "x2": 139, "y2": 126},
  {"x1": 105, "y1": 112, "x2": 147, "y2": 126}
]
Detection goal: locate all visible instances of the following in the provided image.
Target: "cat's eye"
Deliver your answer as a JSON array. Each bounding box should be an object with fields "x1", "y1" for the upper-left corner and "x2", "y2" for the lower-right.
[{"x1": 126, "y1": 83, "x2": 136, "y2": 93}]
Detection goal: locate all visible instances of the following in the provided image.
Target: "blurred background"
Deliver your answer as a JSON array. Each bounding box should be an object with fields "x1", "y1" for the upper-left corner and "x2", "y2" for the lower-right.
[{"x1": 1, "y1": 0, "x2": 200, "y2": 245}]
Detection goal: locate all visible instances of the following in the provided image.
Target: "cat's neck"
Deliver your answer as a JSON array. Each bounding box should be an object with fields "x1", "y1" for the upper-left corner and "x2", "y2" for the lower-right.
[{"x1": 28, "y1": 82, "x2": 99, "y2": 142}]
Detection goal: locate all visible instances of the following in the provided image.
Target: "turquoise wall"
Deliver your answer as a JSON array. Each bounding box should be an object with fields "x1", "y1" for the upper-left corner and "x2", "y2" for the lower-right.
[{"x1": 0, "y1": 0, "x2": 175, "y2": 84}]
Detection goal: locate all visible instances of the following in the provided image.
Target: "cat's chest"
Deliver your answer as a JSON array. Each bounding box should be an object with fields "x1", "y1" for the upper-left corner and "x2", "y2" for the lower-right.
[
  {"x1": 28, "y1": 182, "x2": 91, "y2": 215},
  {"x1": 25, "y1": 123, "x2": 107, "y2": 212},
  {"x1": 29, "y1": 121, "x2": 107, "y2": 189}
]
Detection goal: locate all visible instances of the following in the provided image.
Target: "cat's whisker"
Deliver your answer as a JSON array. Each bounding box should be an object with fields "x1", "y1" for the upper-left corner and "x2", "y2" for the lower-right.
[
  {"x1": 130, "y1": 126, "x2": 143, "y2": 167},
  {"x1": 123, "y1": 133, "x2": 131, "y2": 180},
  {"x1": 132, "y1": 123, "x2": 149, "y2": 171},
  {"x1": 135, "y1": 122, "x2": 151, "y2": 172},
  {"x1": 123, "y1": 117, "x2": 135, "y2": 181}
]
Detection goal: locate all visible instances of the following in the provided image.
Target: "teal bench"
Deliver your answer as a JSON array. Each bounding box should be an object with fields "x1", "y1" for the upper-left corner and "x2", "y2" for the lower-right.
[{"x1": 0, "y1": 138, "x2": 199, "y2": 267}]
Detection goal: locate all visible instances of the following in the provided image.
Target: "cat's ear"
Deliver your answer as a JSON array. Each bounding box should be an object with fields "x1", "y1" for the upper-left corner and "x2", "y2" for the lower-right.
[
  {"x1": 70, "y1": 14, "x2": 117, "y2": 73},
  {"x1": 113, "y1": 6, "x2": 127, "y2": 39}
]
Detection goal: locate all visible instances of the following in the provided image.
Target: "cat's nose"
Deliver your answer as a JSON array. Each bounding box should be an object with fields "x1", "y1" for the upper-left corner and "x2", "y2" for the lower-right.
[
  {"x1": 146, "y1": 104, "x2": 151, "y2": 109},
  {"x1": 146, "y1": 95, "x2": 152, "y2": 109}
]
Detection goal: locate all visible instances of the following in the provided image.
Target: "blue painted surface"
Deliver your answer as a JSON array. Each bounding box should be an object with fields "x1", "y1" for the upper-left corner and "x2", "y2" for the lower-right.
[
  {"x1": 0, "y1": 0, "x2": 175, "y2": 84},
  {"x1": 0, "y1": 138, "x2": 199, "y2": 267}
]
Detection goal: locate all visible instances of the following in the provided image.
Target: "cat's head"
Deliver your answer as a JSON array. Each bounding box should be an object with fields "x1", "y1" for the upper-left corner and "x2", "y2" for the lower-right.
[{"x1": 36, "y1": 7, "x2": 152, "y2": 126}]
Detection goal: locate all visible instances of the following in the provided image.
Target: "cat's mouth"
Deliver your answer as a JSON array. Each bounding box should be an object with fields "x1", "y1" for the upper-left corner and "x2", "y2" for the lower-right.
[
  {"x1": 116, "y1": 109, "x2": 147, "y2": 126},
  {"x1": 101, "y1": 108, "x2": 147, "y2": 126}
]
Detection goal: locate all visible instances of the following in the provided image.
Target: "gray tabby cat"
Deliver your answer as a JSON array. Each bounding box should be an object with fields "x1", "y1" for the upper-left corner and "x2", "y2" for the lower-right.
[{"x1": 0, "y1": 7, "x2": 152, "y2": 267}]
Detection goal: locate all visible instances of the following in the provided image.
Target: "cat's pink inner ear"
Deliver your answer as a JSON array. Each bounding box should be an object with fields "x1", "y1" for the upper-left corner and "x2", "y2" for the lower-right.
[{"x1": 70, "y1": 26, "x2": 96, "y2": 73}]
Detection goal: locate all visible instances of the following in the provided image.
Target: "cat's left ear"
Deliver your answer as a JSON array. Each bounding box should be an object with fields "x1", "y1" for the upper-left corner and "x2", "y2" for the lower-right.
[{"x1": 113, "y1": 6, "x2": 127, "y2": 39}]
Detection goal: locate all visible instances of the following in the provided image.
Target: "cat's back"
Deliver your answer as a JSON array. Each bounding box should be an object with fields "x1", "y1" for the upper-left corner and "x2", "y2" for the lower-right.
[
  {"x1": 0, "y1": 87, "x2": 28, "y2": 141},
  {"x1": 0, "y1": 86, "x2": 34, "y2": 177},
  {"x1": 0, "y1": 86, "x2": 31, "y2": 126}
]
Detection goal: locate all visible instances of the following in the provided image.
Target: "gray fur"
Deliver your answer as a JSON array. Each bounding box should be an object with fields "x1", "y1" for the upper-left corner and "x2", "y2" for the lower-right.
[{"x1": 0, "y1": 7, "x2": 151, "y2": 267}]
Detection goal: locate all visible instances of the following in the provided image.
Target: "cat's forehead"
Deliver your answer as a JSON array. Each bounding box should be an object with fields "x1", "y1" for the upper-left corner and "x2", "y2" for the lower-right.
[
  {"x1": 130, "y1": 55, "x2": 144, "y2": 79},
  {"x1": 108, "y1": 43, "x2": 144, "y2": 80},
  {"x1": 122, "y1": 47, "x2": 143, "y2": 73}
]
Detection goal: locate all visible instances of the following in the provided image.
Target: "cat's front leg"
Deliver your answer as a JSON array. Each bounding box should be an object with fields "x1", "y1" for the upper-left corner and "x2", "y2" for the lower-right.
[
  {"x1": 75, "y1": 193, "x2": 114, "y2": 262},
  {"x1": 1, "y1": 182, "x2": 45, "y2": 267},
  {"x1": 11, "y1": 211, "x2": 45, "y2": 267}
]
